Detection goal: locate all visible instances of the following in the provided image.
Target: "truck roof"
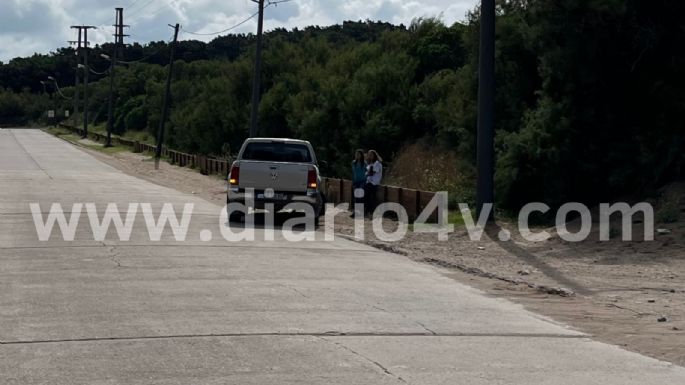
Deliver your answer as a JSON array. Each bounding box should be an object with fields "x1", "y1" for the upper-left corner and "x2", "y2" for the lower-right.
[
  {"x1": 244, "y1": 137, "x2": 311, "y2": 145},
  {"x1": 237, "y1": 137, "x2": 318, "y2": 164}
]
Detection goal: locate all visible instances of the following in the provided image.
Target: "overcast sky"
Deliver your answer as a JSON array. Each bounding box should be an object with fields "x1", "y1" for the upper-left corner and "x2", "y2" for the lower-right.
[{"x1": 0, "y1": 0, "x2": 478, "y2": 62}]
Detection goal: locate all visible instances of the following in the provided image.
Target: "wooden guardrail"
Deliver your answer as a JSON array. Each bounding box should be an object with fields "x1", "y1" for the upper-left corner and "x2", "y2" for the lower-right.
[
  {"x1": 321, "y1": 178, "x2": 437, "y2": 221},
  {"x1": 57, "y1": 124, "x2": 231, "y2": 176},
  {"x1": 57, "y1": 124, "x2": 438, "y2": 220}
]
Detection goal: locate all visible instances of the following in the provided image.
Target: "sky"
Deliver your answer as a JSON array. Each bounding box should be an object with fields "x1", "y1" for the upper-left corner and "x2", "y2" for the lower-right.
[{"x1": 0, "y1": 0, "x2": 478, "y2": 62}]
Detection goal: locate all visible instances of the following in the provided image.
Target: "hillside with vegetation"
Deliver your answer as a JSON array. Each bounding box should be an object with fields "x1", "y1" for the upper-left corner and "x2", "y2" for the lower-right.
[{"x1": 1, "y1": 0, "x2": 683, "y2": 211}]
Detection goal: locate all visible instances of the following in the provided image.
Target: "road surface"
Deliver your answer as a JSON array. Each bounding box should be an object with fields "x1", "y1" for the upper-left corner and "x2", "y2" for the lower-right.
[{"x1": 0, "y1": 128, "x2": 683, "y2": 384}]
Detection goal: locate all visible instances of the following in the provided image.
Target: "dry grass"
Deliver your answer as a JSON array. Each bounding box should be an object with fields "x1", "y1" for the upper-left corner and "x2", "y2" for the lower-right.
[
  {"x1": 657, "y1": 182, "x2": 684, "y2": 224},
  {"x1": 385, "y1": 142, "x2": 475, "y2": 206}
]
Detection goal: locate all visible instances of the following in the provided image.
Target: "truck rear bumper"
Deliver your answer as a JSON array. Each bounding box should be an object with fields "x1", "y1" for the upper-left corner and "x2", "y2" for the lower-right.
[{"x1": 227, "y1": 189, "x2": 321, "y2": 211}]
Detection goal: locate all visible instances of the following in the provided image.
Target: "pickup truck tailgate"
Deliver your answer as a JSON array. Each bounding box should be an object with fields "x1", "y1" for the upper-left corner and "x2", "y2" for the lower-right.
[{"x1": 238, "y1": 161, "x2": 310, "y2": 193}]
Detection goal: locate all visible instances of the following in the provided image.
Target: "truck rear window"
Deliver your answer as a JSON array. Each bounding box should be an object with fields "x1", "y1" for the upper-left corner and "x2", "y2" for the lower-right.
[{"x1": 242, "y1": 142, "x2": 312, "y2": 163}]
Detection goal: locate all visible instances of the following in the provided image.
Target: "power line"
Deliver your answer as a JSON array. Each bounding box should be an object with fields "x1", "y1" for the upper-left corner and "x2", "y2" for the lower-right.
[
  {"x1": 50, "y1": 79, "x2": 72, "y2": 101},
  {"x1": 180, "y1": 10, "x2": 260, "y2": 36},
  {"x1": 128, "y1": 2, "x2": 177, "y2": 44},
  {"x1": 89, "y1": 66, "x2": 110, "y2": 75},
  {"x1": 128, "y1": 32, "x2": 167, "y2": 42},
  {"x1": 127, "y1": 0, "x2": 144, "y2": 9},
  {"x1": 117, "y1": 50, "x2": 163, "y2": 64},
  {"x1": 267, "y1": 0, "x2": 294, "y2": 5},
  {"x1": 124, "y1": 0, "x2": 293, "y2": 43},
  {"x1": 116, "y1": 39, "x2": 172, "y2": 64},
  {"x1": 126, "y1": 0, "x2": 161, "y2": 22},
  {"x1": 92, "y1": 11, "x2": 116, "y2": 30},
  {"x1": 127, "y1": 0, "x2": 181, "y2": 32},
  {"x1": 94, "y1": 0, "x2": 141, "y2": 30},
  {"x1": 92, "y1": 3, "x2": 134, "y2": 42},
  {"x1": 179, "y1": 0, "x2": 293, "y2": 37},
  {"x1": 143, "y1": 0, "x2": 178, "y2": 20},
  {"x1": 127, "y1": 0, "x2": 168, "y2": 25},
  {"x1": 129, "y1": 0, "x2": 159, "y2": 16},
  {"x1": 54, "y1": 88, "x2": 71, "y2": 101}
]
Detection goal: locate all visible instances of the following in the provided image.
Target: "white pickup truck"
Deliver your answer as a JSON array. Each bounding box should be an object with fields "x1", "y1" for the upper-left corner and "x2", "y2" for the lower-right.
[{"x1": 227, "y1": 138, "x2": 326, "y2": 224}]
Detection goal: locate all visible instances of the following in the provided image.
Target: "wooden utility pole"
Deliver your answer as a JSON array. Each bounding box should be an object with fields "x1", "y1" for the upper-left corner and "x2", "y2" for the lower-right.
[
  {"x1": 68, "y1": 28, "x2": 83, "y2": 129},
  {"x1": 476, "y1": 0, "x2": 495, "y2": 220},
  {"x1": 155, "y1": 23, "x2": 180, "y2": 159},
  {"x1": 248, "y1": 0, "x2": 265, "y2": 138},
  {"x1": 106, "y1": 8, "x2": 128, "y2": 147},
  {"x1": 71, "y1": 25, "x2": 96, "y2": 138}
]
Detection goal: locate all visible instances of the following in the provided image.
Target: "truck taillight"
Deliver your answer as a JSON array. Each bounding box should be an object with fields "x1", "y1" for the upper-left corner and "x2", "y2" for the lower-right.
[
  {"x1": 229, "y1": 165, "x2": 239, "y2": 185},
  {"x1": 307, "y1": 168, "x2": 317, "y2": 189}
]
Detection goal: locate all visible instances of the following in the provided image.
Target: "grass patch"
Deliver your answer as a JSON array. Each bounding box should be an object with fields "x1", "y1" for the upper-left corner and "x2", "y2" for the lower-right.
[
  {"x1": 89, "y1": 124, "x2": 156, "y2": 145},
  {"x1": 125, "y1": 130, "x2": 156, "y2": 145},
  {"x1": 657, "y1": 198, "x2": 681, "y2": 224},
  {"x1": 44, "y1": 127, "x2": 128, "y2": 154},
  {"x1": 44, "y1": 127, "x2": 83, "y2": 145},
  {"x1": 44, "y1": 126, "x2": 72, "y2": 137},
  {"x1": 84, "y1": 142, "x2": 128, "y2": 155},
  {"x1": 408, "y1": 209, "x2": 466, "y2": 232},
  {"x1": 448, "y1": 210, "x2": 466, "y2": 227},
  {"x1": 61, "y1": 134, "x2": 82, "y2": 142}
]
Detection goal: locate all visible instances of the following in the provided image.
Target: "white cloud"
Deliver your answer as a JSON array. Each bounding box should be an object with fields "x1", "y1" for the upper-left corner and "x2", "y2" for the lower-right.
[{"x1": 0, "y1": 0, "x2": 478, "y2": 62}]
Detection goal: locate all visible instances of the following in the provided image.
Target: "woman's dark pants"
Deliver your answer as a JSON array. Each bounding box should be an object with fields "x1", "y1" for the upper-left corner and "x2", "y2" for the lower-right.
[{"x1": 364, "y1": 183, "x2": 378, "y2": 215}]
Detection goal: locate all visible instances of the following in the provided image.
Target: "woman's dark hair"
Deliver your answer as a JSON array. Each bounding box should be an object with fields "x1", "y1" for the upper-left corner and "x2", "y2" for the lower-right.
[{"x1": 354, "y1": 149, "x2": 365, "y2": 164}]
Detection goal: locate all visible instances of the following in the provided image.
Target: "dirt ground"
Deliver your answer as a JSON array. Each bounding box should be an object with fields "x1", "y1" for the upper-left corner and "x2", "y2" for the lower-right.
[{"x1": 64, "y1": 136, "x2": 684, "y2": 367}]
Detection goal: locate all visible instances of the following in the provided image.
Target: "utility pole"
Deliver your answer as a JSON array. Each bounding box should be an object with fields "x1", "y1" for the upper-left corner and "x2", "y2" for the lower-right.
[
  {"x1": 82, "y1": 26, "x2": 94, "y2": 138},
  {"x1": 71, "y1": 25, "x2": 96, "y2": 138},
  {"x1": 476, "y1": 0, "x2": 495, "y2": 221},
  {"x1": 68, "y1": 28, "x2": 82, "y2": 129},
  {"x1": 106, "y1": 8, "x2": 128, "y2": 147},
  {"x1": 249, "y1": 0, "x2": 265, "y2": 138},
  {"x1": 156, "y1": 23, "x2": 180, "y2": 159},
  {"x1": 40, "y1": 81, "x2": 51, "y2": 125}
]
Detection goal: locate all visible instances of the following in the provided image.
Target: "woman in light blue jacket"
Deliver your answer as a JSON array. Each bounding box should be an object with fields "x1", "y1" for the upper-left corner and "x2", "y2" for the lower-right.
[{"x1": 351, "y1": 149, "x2": 367, "y2": 217}]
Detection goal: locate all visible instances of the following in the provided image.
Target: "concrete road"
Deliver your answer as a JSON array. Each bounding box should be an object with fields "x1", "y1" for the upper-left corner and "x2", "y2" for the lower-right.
[{"x1": 0, "y1": 128, "x2": 683, "y2": 384}]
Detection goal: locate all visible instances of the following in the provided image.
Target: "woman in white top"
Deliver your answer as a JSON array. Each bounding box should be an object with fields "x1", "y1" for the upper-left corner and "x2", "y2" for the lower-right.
[{"x1": 364, "y1": 150, "x2": 383, "y2": 216}]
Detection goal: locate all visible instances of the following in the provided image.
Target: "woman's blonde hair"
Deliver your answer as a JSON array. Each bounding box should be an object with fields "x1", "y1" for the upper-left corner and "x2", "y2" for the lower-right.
[{"x1": 368, "y1": 150, "x2": 382, "y2": 163}]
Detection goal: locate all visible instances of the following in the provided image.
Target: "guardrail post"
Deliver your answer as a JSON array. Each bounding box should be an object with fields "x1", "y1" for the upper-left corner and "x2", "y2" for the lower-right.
[
  {"x1": 199, "y1": 155, "x2": 207, "y2": 175},
  {"x1": 415, "y1": 190, "x2": 421, "y2": 221}
]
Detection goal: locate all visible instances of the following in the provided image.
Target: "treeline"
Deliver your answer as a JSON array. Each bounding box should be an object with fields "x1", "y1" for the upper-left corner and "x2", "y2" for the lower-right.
[{"x1": 1, "y1": 1, "x2": 684, "y2": 211}]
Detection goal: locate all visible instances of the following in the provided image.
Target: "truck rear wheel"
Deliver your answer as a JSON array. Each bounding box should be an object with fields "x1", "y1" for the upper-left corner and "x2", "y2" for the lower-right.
[
  {"x1": 226, "y1": 205, "x2": 243, "y2": 223},
  {"x1": 319, "y1": 192, "x2": 327, "y2": 217}
]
